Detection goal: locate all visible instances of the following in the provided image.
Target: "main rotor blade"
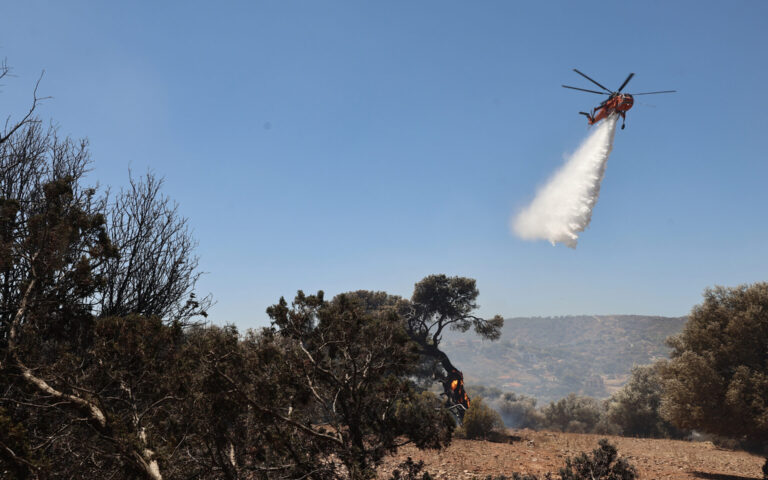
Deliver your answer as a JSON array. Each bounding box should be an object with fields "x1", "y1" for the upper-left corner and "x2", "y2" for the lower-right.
[
  {"x1": 562, "y1": 85, "x2": 608, "y2": 95},
  {"x1": 631, "y1": 90, "x2": 677, "y2": 95},
  {"x1": 617, "y1": 73, "x2": 635, "y2": 93},
  {"x1": 573, "y1": 69, "x2": 613, "y2": 93}
]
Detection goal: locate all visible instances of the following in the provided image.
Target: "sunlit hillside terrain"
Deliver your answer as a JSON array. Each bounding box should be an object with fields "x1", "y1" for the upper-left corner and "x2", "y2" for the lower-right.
[{"x1": 443, "y1": 315, "x2": 686, "y2": 402}]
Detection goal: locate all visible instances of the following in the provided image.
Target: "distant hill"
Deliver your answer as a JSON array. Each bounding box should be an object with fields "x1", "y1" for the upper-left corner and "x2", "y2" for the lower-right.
[{"x1": 442, "y1": 315, "x2": 686, "y2": 403}]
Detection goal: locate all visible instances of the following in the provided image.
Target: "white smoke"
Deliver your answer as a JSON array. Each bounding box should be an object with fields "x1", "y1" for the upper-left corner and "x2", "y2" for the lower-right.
[{"x1": 512, "y1": 114, "x2": 618, "y2": 248}]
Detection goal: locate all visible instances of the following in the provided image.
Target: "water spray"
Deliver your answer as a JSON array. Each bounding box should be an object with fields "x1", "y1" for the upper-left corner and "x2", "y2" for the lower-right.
[{"x1": 513, "y1": 114, "x2": 618, "y2": 248}]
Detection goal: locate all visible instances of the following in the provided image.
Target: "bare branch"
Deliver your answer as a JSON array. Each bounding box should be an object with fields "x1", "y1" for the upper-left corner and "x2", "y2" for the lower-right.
[{"x1": 1, "y1": 70, "x2": 50, "y2": 146}]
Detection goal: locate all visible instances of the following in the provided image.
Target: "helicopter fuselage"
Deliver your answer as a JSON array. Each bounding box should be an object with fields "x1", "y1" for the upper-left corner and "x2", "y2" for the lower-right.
[{"x1": 587, "y1": 93, "x2": 634, "y2": 125}]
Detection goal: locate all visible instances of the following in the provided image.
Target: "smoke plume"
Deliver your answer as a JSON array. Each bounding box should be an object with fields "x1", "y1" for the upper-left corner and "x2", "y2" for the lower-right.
[{"x1": 513, "y1": 114, "x2": 618, "y2": 248}]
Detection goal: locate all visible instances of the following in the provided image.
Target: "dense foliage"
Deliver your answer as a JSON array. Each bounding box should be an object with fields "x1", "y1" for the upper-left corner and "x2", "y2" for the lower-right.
[
  {"x1": 388, "y1": 458, "x2": 434, "y2": 480},
  {"x1": 558, "y1": 439, "x2": 636, "y2": 480},
  {"x1": 457, "y1": 397, "x2": 505, "y2": 440},
  {"x1": 539, "y1": 394, "x2": 606, "y2": 434},
  {"x1": 470, "y1": 374, "x2": 689, "y2": 440},
  {"x1": 605, "y1": 364, "x2": 684, "y2": 439},
  {"x1": 659, "y1": 283, "x2": 768, "y2": 474}
]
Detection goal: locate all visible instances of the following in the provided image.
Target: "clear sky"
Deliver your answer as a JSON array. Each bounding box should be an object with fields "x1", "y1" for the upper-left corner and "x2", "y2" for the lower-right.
[{"x1": 2, "y1": 1, "x2": 767, "y2": 327}]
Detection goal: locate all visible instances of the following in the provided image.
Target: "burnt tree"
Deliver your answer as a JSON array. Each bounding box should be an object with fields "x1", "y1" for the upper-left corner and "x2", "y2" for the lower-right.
[
  {"x1": 401, "y1": 275, "x2": 503, "y2": 420},
  {"x1": 98, "y1": 171, "x2": 210, "y2": 324},
  {"x1": 0, "y1": 95, "x2": 209, "y2": 477},
  {"x1": 0, "y1": 60, "x2": 47, "y2": 147},
  {"x1": 0, "y1": 120, "x2": 171, "y2": 478}
]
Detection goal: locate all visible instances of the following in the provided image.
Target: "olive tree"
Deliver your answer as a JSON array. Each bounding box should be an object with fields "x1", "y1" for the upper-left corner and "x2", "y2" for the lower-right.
[
  {"x1": 400, "y1": 275, "x2": 504, "y2": 419},
  {"x1": 659, "y1": 283, "x2": 768, "y2": 476}
]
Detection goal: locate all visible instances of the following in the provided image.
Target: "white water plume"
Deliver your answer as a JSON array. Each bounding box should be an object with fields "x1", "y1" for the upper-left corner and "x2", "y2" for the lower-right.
[{"x1": 513, "y1": 114, "x2": 618, "y2": 248}]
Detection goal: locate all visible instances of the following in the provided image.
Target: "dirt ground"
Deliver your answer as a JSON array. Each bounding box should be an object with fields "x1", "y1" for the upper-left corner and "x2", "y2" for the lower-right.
[{"x1": 378, "y1": 430, "x2": 765, "y2": 480}]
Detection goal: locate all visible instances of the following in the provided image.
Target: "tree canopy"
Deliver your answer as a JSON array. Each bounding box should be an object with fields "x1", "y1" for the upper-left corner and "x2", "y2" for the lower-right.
[
  {"x1": 401, "y1": 274, "x2": 504, "y2": 419},
  {"x1": 659, "y1": 283, "x2": 768, "y2": 472},
  {"x1": 605, "y1": 364, "x2": 684, "y2": 439}
]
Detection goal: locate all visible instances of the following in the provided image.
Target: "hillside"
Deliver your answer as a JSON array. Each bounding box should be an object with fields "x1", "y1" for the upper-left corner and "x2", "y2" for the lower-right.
[
  {"x1": 442, "y1": 315, "x2": 686, "y2": 402},
  {"x1": 379, "y1": 430, "x2": 765, "y2": 479}
]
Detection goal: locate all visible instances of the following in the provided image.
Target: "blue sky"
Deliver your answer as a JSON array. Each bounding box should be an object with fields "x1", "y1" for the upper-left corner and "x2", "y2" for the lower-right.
[{"x1": 2, "y1": 1, "x2": 767, "y2": 327}]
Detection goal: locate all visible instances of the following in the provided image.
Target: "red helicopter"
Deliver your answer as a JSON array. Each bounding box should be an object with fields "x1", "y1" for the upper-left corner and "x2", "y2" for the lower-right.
[{"x1": 563, "y1": 69, "x2": 676, "y2": 129}]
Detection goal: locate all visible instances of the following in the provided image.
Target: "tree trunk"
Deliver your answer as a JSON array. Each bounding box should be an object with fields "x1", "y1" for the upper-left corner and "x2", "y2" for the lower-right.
[{"x1": 414, "y1": 340, "x2": 470, "y2": 420}]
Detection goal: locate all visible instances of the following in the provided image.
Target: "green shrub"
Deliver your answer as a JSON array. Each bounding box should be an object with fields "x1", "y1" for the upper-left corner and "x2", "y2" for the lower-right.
[
  {"x1": 482, "y1": 474, "x2": 550, "y2": 480},
  {"x1": 459, "y1": 397, "x2": 505, "y2": 440},
  {"x1": 541, "y1": 393, "x2": 604, "y2": 433},
  {"x1": 658, "y1": 284, "x2": 768, "y2": 474},
  {"x1": 559, "y1": 439, "x2": 636, "y2": 480},
  {"x1": 389, "y1": 457, "x2": 433, "y2": 480},
  {"x1": 606, "y1": 364, "x2": 685, "y2": 439}
]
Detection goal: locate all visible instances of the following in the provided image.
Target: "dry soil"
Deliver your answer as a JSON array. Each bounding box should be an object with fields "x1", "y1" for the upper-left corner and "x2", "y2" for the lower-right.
[{"x1": 378, "y1": 430, "x2": 765, "y2": 480}]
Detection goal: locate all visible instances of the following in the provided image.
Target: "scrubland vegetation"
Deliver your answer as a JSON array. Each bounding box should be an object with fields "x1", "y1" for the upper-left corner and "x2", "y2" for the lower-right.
[{"x1": 465, "y1": 363, "x2": 683, "y2": 440}]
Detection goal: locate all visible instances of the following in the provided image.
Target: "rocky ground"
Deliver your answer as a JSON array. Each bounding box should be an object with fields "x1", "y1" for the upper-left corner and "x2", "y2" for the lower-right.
[{"x1": 378, "y1": 430, "x2": 765, "y2": 480}]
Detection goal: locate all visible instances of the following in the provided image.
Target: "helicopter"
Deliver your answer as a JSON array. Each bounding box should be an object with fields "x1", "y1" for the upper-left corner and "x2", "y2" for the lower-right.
[{"x1": 563, "y1": 69, "x2": 676, "y2": 129}]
